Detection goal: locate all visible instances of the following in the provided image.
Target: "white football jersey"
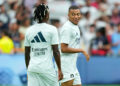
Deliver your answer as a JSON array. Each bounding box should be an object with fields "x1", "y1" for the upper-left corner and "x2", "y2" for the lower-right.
[
  {"x1": 24, "y1": 23, "x2": 59, "y2": 74},
  {"x1": 60, "y1": 21, "x2": 81, "y2": 74}
]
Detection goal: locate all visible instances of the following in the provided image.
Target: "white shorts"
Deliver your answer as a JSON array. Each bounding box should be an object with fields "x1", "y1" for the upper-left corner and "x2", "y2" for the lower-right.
[
  {"x1": 28, "y1": 71, "x2": 59, "y2": 86},
  {"x1": 60, "y1": 73, "x2": 82, "y2": 85}
]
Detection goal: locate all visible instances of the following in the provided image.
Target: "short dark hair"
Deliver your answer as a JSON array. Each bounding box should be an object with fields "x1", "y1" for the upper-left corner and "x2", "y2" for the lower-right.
[
  {"x1": 90, "y1": 24, "x2": 95, "y2": 27},
  {"x1": 10, "y1": 2, "x2": 16, "y2": 9},
  {"x1": 2, "y1": 30, "x2": 11, "y2": 38},
  {"x1": 69, "y1": 5, "x2": 79, "y2": 11},
  {"x1": 34, "y1": 4, "x2": 49, "y2": 23},
  {"x1": 96, "y1": 27, "x2": 106, "y2": 36}
]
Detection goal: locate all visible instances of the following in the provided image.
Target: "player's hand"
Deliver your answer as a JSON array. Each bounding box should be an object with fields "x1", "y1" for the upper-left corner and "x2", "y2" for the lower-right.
[
  {"x1": 83, "y1": 52, "x2": 90, "y2": 61},
  {"x1": 58, "y1": 69, "x2": 63, "y2": 80},
  {"x1": 27, "y1": 75, "x2": 28, "y2": 80}
]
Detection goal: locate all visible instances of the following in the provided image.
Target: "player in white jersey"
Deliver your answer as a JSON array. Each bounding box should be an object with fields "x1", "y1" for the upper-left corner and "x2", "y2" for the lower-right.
[
  {"x1": 60, "y1": 6, "x2": 90, "y2": 86},
  {"x1": 24, "y1": 4, "x2": 63, "y2": 86}
]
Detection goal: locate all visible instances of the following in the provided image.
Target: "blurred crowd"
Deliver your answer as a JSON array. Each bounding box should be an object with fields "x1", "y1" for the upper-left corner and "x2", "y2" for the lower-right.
[
  {"x1": 0, "y1": 0, "x2": 44, "y2": 54},
  {"x1": 77, "y1": 0, "x2": 120, "y2": 56},
  {"x1": 0, "y1": 0, "x2": 120, "y2": 56}
]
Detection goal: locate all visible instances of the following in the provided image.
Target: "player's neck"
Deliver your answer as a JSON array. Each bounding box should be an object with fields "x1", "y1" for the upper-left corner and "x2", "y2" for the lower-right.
[
  {"x1": 69, "y1": 20, "x2": 78, "y2": 25},
  {"x1": 40, "y1": 20, "x2": 48, "y2": 23}
]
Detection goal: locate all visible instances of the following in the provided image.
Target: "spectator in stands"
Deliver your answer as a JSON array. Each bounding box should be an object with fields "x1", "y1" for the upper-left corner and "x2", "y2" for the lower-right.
[
  {"x1": 9, "y1": 21, "x2": 24, "y2": 53},
  {"x1": 15, "y1": 4, "x2": 30, "y2": 25},
  {"x1": 0, "y1": 1, "x2": 9, "y2": 30},
  {"x1": 97, "y1": 3, "x2": 109, "y2": 17},
  {"x1": 81, "y1": 0, "x2": 98, "y2": 21},
  {"x1": 111, "y1": 8, "x2": 120, "y2": 26},
  {"x1": 0, "y1": 30, "x2": 14, "y2": 54},
  {"x1": 79, "y1": 11, "x2": 94, "y2": 32},
  {"x1": 19, "y1": 18, "x2": 30, "y2": 35},
  {"x1": 15, "y1": 8, "x2": 25, "y2": 25},
  {"x1": 111, "y1": 23, "x2": 120, "y2": 56},
  {"x1": 19, "y1": 18, "x2": 31, "y2": 49},
  {"x1": 91, "y1": 0, "x2": 101, "y2": 9},
  {"x1": 102, "y1": 15, "x2": 114, "y2": 43},
  {"x1": 90, "y1": 27, "x2": 111, "y2": 56},
  {"x1": 7, "y1": 1, "x2": 18, "y2": 22},
  {"x1": 84, "y1": 24, "x2": 96, "y2": 53}
]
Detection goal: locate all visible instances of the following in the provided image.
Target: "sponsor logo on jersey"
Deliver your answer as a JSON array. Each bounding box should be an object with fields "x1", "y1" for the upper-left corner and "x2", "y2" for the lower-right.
[{"x1": 31, "y1": 32, "x2": 46, "y2": 43}]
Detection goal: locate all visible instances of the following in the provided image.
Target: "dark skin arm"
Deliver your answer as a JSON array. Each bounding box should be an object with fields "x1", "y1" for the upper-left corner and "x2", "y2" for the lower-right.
[
  {"x1": 25, "y1": 46, "x2": 30, "y2": 69},
  {"x1": 52, "y1": 44, "x2": 63, "y2": 80}
]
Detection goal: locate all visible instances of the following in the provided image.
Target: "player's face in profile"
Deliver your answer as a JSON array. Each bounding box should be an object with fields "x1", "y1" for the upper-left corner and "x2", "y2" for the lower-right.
[{"x1": 68, "y1": 9, "x2": 82, "y2": 25}]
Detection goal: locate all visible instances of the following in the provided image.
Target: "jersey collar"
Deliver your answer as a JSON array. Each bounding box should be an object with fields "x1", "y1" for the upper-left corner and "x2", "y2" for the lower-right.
[{"x1": 68, "y1": 20, "x2": 78, "y2": 27}]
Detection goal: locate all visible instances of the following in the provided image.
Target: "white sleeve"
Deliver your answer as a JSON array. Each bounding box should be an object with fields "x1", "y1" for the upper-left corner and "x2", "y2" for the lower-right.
[
  {"x1": 51, "y1": 28, "x2": 59, "y2": 45},
  {"x1": 24, "y1": 32, "x2": 30, "y2": 46},
  {"x1": 60, "y1": 28, "x2": 71, "y2": 44}
]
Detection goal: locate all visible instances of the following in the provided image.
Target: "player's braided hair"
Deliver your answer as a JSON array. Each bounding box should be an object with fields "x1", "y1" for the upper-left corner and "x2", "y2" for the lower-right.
[{"x1": 34, "y1": 4, "x2": 49, "y2": 23}]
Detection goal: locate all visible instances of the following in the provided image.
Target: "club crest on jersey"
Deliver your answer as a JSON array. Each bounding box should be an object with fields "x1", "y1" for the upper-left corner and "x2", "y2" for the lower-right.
[
  {"x1": 70, "y1": 74, "x2": 74, "y2": 78},
  {"x1": 31, "y1": 32, "x2": 46, "y2": 43}
]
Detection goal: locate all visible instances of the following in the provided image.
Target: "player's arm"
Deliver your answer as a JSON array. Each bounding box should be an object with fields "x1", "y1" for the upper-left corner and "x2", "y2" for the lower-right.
[
  {"x1": 61, "y1": 43, "x2": 90, "y2": 61},
  {"x1": 51, "y1": 27, "x2": 63, "y2": 80},
  {"x1": 25, "y1": 46, "x2": 30, "y2": 69},
  {"x1": 52, "y1": 44, "x2": 61, "y2": 70},
  {"x1": 61, "y1": 43, "x2": 85, "y2": 53},
  {"x1": 61, "y1": 28, "x2": 89, "y2": 61},
  {"x1": 24, "y1": 31, "x2": 31, "y2": 69},
  {"x1": 52, "y1": 44, "x2": 63, "y2": 80},
  {"x1": 60, "y1": 28, "x2": 85, "y2": 53}
]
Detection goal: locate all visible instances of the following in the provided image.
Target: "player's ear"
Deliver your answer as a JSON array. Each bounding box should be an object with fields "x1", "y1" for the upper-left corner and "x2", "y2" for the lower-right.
[
  {"x1": 80, "y1": 13, "x2": 83, "y2": 18},
  {"x1": 68, "y1": 11, "x2": 70, "y2": 18},
  {"x1": 45, "y1": 12, "x2": 49, "y2": 21}
]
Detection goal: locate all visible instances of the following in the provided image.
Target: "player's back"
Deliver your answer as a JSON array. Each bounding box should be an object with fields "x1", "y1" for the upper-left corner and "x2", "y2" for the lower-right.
[{"x1": 25, "y1": 23, "x2": 58, "y2": 74}]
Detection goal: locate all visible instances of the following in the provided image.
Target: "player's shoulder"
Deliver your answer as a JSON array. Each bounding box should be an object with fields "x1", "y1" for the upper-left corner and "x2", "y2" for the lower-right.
[
  {"x1": 61, "y1": 21, "x2": 71, "y2": 32},
  {"x1": 45, "y1": 23, "x2": 58, "y2": 33},
  {"x1": 62, "y1": 21, "x2": 72, "y2": 28}
]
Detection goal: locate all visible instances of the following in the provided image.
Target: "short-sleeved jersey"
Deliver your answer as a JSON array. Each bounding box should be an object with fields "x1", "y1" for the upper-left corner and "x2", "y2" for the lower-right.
[
  {"x1": 60, "y1": 21, "x2": 81, "y2": 74},
  {"x1": 24, "y1": 23, "x2": 59, "y2": 74}
]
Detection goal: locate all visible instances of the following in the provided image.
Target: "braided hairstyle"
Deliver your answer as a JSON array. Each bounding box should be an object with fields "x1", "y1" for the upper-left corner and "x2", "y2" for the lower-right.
[{"x1": 34, "y1": 4, "x2": 49, "y2": 23}]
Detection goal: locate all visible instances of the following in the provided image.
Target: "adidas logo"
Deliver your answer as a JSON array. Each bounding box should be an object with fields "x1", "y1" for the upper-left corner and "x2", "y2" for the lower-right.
[{"x1": 31, "y1": 32, "x2": 47, "y2": 43}]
